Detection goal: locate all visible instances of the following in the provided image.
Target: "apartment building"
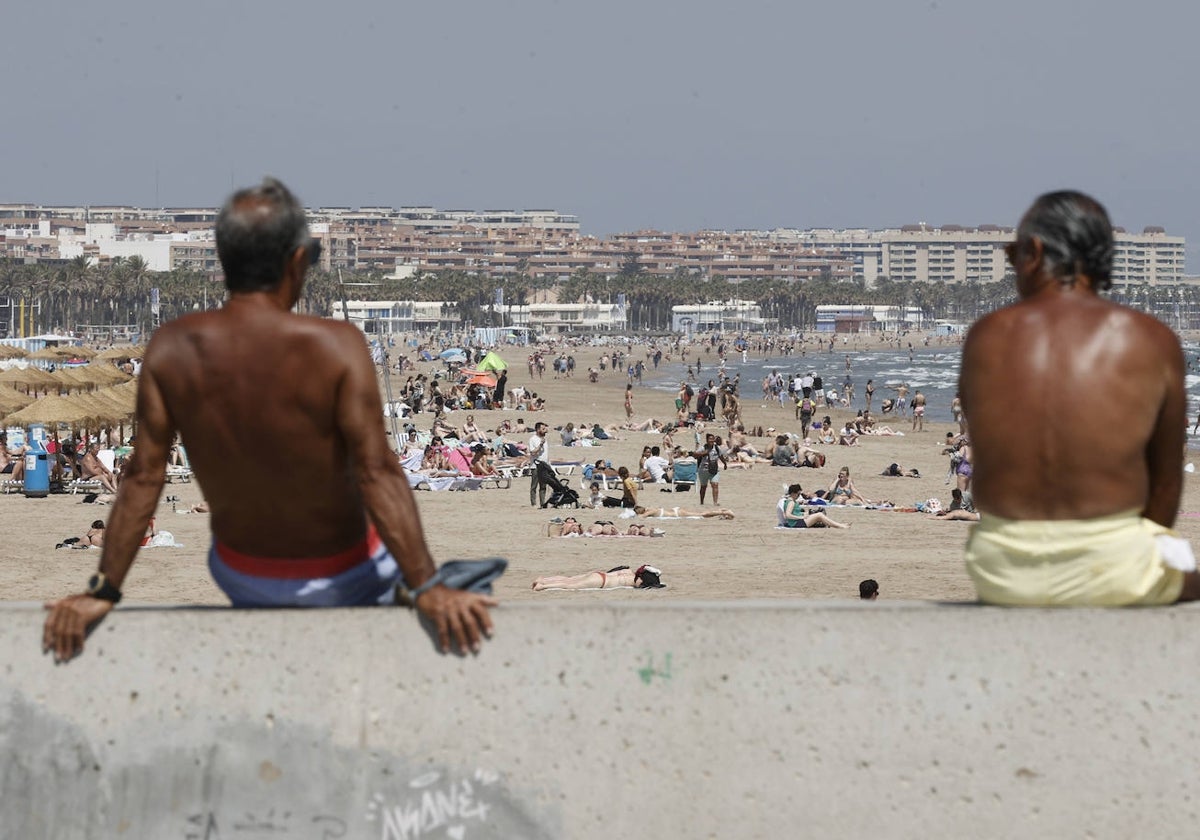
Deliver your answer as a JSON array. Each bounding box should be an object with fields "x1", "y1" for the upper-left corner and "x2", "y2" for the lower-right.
[{"x1": 0, "y1": 203, "x2": 1185, "y2": 288}]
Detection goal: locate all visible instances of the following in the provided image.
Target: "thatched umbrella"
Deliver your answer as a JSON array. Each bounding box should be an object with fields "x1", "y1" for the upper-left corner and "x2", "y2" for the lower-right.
[
  {"x1": 69, "y1": 363, "x2": 130, "y2": 386},
  {"x1": 57, "y1": 345, "x2": 98, "y2": 359},
  {"x1": 95, "y1": 346, "x2": 138, "y2": 361},
  {"x1": 3, "y1": 394, "x2": 100, "y2": 427},
  {"x1": 74, "y1": 392, "x2": 135, "y2": 425},
  {"x1": 0, "y1": 345, "x2": 27, "y2": 360},
  {"x1": 26, "y1": 347, "x2": 62, "y2": 362},
  {"x1": 50, "y1": 368, "x2": 96, "y2": 393},
  {"x1": 0, "y1": 388, "x2": 33, "y2": 413},
  {"x1": 0, "y1": 366, "x2": 60, "y2": 387}
]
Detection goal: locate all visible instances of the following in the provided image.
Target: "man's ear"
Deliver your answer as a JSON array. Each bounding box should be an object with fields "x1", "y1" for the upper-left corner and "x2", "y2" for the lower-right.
[{"x1": 1026, "y1": 236, "x2": 1046, "y2": 273}]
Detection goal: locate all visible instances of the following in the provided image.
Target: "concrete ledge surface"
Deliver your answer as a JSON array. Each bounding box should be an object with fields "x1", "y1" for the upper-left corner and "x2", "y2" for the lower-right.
[{"x1": 4, "y1": 600, "x2": 1200, "y2": 839}]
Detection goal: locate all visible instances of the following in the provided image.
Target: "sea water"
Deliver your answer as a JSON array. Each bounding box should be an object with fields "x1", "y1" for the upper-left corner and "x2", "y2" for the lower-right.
[{"x1": 643, "y1": 341, "x2": 1200, "y2": 445}]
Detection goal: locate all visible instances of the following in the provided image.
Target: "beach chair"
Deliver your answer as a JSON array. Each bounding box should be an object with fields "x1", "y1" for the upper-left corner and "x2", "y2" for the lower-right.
[
  {"x1": 1, "y1": 479, "x2": 22, "y2": 494},
  {"x1": 66, "y1": 478, "x2": 103, "y2": 495},
  {"x1": 165, "y1": 444, "x2": 193, "y2": 483},
  {"x1": 670, "y1": 457, "x2": 698, "y2": 492}
]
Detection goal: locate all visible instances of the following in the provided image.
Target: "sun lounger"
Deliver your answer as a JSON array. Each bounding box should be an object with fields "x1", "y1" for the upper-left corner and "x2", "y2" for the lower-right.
[
  {"x1": 1, "y1": 479, "x2": 23, "y2": 495},
  {"x1": 165, "y1": 466, "x2": 193, "y2": 483},
  {"x1": 65, "y1": 479, "x2": 103, "y2": 495}
]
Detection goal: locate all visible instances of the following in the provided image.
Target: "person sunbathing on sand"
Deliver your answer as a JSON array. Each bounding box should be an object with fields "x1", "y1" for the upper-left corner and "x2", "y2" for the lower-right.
[
  {"x1": 777, "y1": 485, "x2": 851, "y2": 529},
  {"x1": 533, "y1": 564, "x2": 665, "y2": 591},
  {"x1": 634, "y1": 505, "x2": 734, "y2": 519},
  {"x1": 827, "y1": 467, "x2": 869, "y2": 505},
  {"x1": 57, "y1": 520, "x2": 108, "y2": 550}
]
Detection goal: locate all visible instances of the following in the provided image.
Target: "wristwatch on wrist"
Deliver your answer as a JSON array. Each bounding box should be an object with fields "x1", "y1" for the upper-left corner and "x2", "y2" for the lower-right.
[{"x1": 86, "y1": 572, "x2": 122, "y2": 604}]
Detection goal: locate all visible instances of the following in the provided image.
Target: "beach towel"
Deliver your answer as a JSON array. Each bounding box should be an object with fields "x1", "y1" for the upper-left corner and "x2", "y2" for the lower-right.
[{"x1": 965, "y1": 510, "x2": 1193, "y2": 606}]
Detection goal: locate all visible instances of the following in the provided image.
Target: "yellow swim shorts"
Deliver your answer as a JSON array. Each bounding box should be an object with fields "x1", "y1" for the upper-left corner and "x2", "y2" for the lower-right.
[{"x1": 964, "y1": 510, "x2": 1192, "y2": 606}]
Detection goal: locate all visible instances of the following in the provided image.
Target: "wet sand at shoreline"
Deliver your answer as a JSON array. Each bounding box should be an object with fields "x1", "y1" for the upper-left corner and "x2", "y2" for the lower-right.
[{"x1": 5, "y1": 339, "x2": 1200, "y2": 607}]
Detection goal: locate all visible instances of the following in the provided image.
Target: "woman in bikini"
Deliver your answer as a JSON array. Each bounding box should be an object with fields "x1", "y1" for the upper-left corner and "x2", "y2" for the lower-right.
[
  {"x1": 634, "y1": 505, "x2": 735, "y2": 520},
  {"x1": 532, "y1": 564, "x2": 665, "y2": 591},
  {"x1": 460, "y1": 415, "x2": 487, "y2": 444},
  {"x1": 827, "y1": 467, "x2": 869, "y2": 505}
]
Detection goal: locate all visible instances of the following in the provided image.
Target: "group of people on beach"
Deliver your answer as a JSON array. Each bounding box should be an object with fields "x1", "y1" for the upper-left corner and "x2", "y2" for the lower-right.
[{"x1": 39, "y1": 184, "x2": 1200, "y2": 665}]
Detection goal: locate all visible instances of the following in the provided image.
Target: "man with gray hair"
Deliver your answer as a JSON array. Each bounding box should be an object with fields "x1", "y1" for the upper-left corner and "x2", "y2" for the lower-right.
[
  {"x1": 44, "y1": 177, "x2": 495, "y2": 660},
  {"x1": 961, "y1": 190, "x2": 1198, "y2": 606}
]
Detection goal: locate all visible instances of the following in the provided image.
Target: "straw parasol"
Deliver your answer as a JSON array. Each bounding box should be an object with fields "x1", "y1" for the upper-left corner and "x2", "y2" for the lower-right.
[
  {"x1": 0, "y1": 366, "x2": 60, "y2": 387},
  {"x1": 72, "y1": 363, "x2": 133, "y2": 385},
  {"x1": 95, "y1": 346, "x2": 139, "y2": 361},
  {"x1": 50, "y1": 368, "x2": 95, "y2": 392},
  {"x1": 26, "y1": 347, "x2": 62, "y2": 361},
  {"x1": 2, "y1": 394, "x2": 100, "y2": 427},
  {"x1": 74, "y1": 391, "x2": 135, "y2": 425},
  {"x1": 59, "y1": 345, "x2": 98, "y2": 359},
  {"x1": 0, "y1": 388, "x2": 33, "y2": 413},
  {"x1": 0, "y1": 345, "x2": 27, "y2": 360}
]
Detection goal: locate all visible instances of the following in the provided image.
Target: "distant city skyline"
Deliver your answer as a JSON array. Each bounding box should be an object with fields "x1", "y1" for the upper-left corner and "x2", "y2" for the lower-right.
[{"x1": 4, "y1": 0, "x2": 1197, "y2": 262}]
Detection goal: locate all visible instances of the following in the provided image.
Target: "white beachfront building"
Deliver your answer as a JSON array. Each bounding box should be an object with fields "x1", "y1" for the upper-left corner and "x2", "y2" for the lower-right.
[
  {"x1": 334, "y1": 300, "x2": 626, "y2": 336},
  {"x1": 670, "y1": 300, "x2": 771, "y2": 333},
  {"x1": 813, "y1": 305, "x2": 927, "y2": 333}
]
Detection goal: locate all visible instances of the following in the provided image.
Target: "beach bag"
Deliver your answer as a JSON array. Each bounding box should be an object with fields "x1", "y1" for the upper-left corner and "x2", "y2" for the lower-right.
[{"x1": 925, "y1": 497, "x2": 943, "y2": 514}]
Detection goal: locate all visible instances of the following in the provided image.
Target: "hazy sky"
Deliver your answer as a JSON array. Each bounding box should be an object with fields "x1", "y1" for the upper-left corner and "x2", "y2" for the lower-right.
[{"x1": 5, "y1": 0, "x2": 1197, "y2": 259}]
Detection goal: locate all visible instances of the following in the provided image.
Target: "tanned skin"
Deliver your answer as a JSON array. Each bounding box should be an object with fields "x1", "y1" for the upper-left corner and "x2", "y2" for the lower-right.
[
  {"x1": 960, "y1": 231, "x2": 1199, "y2": 600},
  {"x1": 45, "y1": 235, "x2": 495, "y2": 660}
]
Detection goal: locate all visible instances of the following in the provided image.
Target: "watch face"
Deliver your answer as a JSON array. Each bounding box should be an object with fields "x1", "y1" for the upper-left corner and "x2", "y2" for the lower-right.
[{"x1": 87, "y1": 573, "x2": 103, "y2": 593}]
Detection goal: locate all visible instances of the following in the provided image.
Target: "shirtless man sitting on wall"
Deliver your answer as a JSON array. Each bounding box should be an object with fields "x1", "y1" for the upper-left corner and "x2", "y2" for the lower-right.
[
  {"x1": 43, "y1": 178, "x2": 496, "y2": 661},
  {"x1": 961, "y1": 190, "x2": 1199, "y2": 605}
]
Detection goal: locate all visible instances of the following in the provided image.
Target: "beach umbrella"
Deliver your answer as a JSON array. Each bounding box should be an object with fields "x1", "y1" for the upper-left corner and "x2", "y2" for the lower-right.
[
  {"x1": 62, "y1": 345, "x2": 98, "y2": 359},
  {"x1": 0, "y1": 345, "x2": 27, "y2": 360},
  {"x1": 26, "y1": 347, "x2": 62, "y2": 361},
  {"x1": 3, "y1": 394, "x2": 99, "y2": 427},
  {"x1": 477, "y1": 351, "x2": 508, "y2": 372},
  {"x1": 96, "y1": 346, "x2": 137, "y2": 361},
  {"x1": 73, "y1": 363, "x2": 133, "y2": 385},
  {"x1": 0, "y1": 366, "x2": 59, "y2": 387},
  {"x1": 0, "y1": 388, "x2": 33, "y2": 413},
  {"x1": 50, "y1": 369, "x2": 95, "y2": 393},
  {"x1": 438, "y1": 347, "x2": 467, "y2": 360},
  {"x1": 464, "y1": 372, "x2": 497, "y2": 387},
  {"x1": 74, "y1": 391, "x2": 135, "y2": 424}
]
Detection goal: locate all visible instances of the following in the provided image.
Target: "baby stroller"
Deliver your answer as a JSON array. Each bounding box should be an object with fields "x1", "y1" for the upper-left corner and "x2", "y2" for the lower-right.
[{"x1": 537, "y1": 461, "x2": 581, "y2": 508}]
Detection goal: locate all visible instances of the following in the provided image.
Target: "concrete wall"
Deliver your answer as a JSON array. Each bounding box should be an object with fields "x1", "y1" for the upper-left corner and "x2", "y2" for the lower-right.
[{"x1": 4, "y1": 600, "x2": 1200, "y2": 839}]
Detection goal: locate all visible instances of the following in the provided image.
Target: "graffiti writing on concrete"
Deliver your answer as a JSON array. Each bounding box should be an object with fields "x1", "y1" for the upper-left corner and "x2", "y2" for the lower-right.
[
  {"x1": 366, "y1": 767, "x2": 501, "y2": 840},
  {"x1": 184, "y1": 810, "x2": 347, "y2": 838},
  {"x1": 637, "y1": 651, "x2": 673, "y2": 685}
]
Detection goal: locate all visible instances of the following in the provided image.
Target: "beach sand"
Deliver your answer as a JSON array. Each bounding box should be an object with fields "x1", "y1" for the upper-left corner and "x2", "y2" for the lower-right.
[{"x1": 6, "y1": 342, "x2": 1200, "y2": 606}]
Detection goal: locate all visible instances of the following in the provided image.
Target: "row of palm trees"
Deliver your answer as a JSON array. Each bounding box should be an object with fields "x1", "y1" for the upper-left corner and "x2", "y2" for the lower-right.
[{"x1": 2, "y1": 257, "x2": 1196, "y2": 336}]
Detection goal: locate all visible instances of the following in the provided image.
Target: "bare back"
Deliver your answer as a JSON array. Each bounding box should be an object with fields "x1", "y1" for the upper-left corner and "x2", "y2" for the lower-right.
[
  {"x1": 144, "y1": 301, "x2": 382, "y2": 556},
  {"x1": 960, "y1": 289, "x2": 1185, "y2": 524}
]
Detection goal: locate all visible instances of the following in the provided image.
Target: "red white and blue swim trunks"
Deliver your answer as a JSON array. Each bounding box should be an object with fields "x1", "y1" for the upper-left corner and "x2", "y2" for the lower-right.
[{"x1": 208, "y1": 523, "x2": 400, "y2": 607}]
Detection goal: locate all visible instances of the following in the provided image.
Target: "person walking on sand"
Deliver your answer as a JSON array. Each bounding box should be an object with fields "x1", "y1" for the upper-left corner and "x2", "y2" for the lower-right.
[
  {"x1": 694, "y1": 432, "x2": 728, "y2": 506},
  {"x1": 961, "y1": 190, "x2": 1200, "y2": 606},
  {"x1": 624, "y1": 383, "x2": 634, "y2": 420},
  {"x1": 43, "y1": 178, "x2": 495, "y2": 662}
]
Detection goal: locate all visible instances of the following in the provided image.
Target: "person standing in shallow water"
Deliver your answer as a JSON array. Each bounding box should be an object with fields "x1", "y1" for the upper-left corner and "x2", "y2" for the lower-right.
[{"x1": 961, "y1": 189, "x2": 1200, "y2": 606}]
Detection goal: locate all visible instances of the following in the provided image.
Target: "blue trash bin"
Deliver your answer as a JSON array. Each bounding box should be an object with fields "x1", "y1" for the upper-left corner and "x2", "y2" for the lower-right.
[{"x1": 23, "y1": 438, "x2": 49, "y2": 498}]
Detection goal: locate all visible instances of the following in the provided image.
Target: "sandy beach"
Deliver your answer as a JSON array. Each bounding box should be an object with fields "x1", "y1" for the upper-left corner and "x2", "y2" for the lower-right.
[{"x1": 6, "y1": 339, "x2": 1200, "y2": 607}]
